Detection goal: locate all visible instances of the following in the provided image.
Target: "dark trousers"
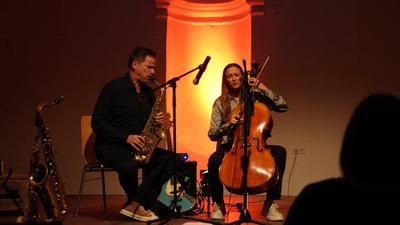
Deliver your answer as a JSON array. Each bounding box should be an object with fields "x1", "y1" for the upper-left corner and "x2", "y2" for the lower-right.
[
  {"x1": 208, "y1": 145, "x2": 287, "y2": 204},
  {"x1": 96, "y1": 143, "x2": 178, "y2": 211}
]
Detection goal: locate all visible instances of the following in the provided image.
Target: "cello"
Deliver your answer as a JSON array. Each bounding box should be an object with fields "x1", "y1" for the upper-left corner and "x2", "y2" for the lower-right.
[{"x1": 218, "y1": 58, "x2": 278, "y2": 195}]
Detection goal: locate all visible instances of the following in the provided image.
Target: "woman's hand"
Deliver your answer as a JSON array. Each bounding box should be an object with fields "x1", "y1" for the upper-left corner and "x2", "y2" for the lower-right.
[
  {"x1": 248, "y1": 77, "x2": 268, "y2": 92},
  {"x1": 229, "y1": 114, "x2": 242, "y2": 128}
]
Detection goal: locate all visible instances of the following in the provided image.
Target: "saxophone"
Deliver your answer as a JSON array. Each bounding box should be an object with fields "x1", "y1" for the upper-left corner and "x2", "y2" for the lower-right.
[
  {"x1": 134, "y1": 79, "x2": 169, "y2": 164},
  {"x1": 27, "y1": 96, "x2": 68, "y2": 222}
]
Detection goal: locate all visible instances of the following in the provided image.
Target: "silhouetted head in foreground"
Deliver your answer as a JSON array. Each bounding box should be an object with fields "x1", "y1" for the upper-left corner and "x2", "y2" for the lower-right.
[{"x1": 340, "y1": 94, "x2": 400, "y2": 190}]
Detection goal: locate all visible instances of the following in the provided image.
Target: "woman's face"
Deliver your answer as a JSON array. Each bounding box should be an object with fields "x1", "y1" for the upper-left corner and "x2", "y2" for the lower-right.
[{"x1": 225, "y1": 66, "x2": 242, "y2": 90}]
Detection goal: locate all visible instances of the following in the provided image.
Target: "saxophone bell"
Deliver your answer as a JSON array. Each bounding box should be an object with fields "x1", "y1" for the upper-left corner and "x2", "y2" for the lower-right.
[{"x1": 29, "y1": 164, "x2": 48, "y2": 186}]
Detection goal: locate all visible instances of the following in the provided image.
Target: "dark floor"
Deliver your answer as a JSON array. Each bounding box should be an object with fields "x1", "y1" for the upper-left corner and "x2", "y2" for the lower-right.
[{"x1": 1, "y1": 195, "x2": 294, "y2": 225}]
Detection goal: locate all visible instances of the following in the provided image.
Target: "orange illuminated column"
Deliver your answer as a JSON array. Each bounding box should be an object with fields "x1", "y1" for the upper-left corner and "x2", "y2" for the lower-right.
[{"x1": 164, "y1": 0, "x2": 252, "y2": 173}]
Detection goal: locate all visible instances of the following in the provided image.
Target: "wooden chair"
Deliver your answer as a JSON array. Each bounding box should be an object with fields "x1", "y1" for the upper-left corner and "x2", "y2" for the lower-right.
[{"x1": 74, "y1": 115, "x2": 114, "y2": 219}]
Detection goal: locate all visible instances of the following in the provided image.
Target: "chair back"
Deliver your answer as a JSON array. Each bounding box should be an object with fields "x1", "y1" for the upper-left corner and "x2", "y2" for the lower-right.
[{"x1": 81, "y1": 115, "x2": 98, "y2": 166}]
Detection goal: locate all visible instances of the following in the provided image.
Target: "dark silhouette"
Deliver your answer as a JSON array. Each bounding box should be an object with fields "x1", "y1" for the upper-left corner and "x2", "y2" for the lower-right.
[{"x1": 284, "y1": 94, "x2": 400, "y2": 225}]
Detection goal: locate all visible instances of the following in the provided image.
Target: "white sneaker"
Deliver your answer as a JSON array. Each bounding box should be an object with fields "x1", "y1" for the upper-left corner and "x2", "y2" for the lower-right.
[
  {"x1": 120, "y1": 205, "x2": 158, "y2": 222},
  {"x1": 146, "y1": 209, "x2": 159, "y2": 220},
  {"x1": 210, "y1": 203, "x2": 224, "y2": 220},
  {"x1": 266, "y1": 203, "x2": 284, "y2": 221}
]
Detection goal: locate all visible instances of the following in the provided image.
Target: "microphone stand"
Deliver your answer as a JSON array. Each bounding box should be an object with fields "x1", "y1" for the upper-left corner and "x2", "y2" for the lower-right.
[
  {"x1": 148, "y1": 65, "x2": 223, "y2": 225},
  {"x1": 224, "y1": 64, "x2": 268, "y2": 225}
]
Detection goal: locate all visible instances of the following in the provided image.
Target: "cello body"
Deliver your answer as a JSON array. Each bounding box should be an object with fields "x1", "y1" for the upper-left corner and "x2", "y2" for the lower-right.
[{"x1": 218, "y1": 101, "x2": 278, "y2": 195}]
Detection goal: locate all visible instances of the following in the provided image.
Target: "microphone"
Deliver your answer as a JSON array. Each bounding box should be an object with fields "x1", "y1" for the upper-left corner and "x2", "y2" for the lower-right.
[{"x1": 193, "y1": 56, "x2": 211, "y2": 85}]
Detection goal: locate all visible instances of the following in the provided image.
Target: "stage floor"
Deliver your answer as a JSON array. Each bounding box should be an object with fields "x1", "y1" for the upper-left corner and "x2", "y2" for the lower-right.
[{"x1": 1, "y1": 195, "x2": 294, "y2": 225}]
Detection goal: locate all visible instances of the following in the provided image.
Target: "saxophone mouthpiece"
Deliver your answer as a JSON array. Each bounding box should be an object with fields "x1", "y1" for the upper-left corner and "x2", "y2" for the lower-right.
[
  {"x1": 53, "y1": 96, "x2": 64, "y2": 105},
  {"x1": 150, "y1": 76, "x2": 161, "y2": 87}
]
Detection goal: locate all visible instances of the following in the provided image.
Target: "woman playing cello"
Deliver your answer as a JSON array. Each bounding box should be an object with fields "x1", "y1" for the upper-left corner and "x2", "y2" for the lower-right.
[{"x1": 207, "y1": 63, "x2": 288, "y2": 221}]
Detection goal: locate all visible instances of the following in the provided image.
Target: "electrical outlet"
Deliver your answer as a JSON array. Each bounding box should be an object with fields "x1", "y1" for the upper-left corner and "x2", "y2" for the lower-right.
[{"x1": 295, "y1": 148, "x2": 305, "y2": 155}]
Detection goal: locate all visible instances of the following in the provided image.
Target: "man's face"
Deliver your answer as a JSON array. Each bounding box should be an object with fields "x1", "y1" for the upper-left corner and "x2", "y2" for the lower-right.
[{"x1": 132, "y1": 55, "x2": 156, "y2": 82}]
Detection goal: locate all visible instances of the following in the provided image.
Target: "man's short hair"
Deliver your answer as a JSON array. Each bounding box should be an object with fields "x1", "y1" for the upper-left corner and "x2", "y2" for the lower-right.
[{"x1": 128, "y1": 47, "x2": 157, "y2": 68}]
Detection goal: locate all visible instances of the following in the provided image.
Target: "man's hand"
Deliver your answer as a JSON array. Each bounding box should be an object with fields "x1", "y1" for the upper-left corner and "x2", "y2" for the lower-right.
[
  {"x1": 155, "y1": 112, "x2": 172, "y2": 128},
  {"x1": 126, "y1": 134, "x2": 145, "y2": 151}
]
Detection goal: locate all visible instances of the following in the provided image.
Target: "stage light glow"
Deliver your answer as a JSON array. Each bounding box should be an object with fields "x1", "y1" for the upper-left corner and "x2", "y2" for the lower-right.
[{"x1": 165, "y1": 0, "x2": 252, "y2": 175}]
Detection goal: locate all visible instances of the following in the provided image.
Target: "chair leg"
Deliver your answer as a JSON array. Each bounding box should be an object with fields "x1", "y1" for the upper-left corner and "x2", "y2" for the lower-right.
[
  {"x1": 74, "y1": 165, "x2": 88, "y2": 218},
  {"x1": 207, "y1": 178, "x2": 211, "y2": 217},
  {"x1": 101, "y1": 167, "x2": 107, "y2": 220}
]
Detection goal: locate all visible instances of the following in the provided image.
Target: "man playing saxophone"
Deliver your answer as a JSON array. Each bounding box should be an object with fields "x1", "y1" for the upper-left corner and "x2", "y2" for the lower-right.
[{"x1": 91, "y1": 47, "x2": 177, "y2": 222}]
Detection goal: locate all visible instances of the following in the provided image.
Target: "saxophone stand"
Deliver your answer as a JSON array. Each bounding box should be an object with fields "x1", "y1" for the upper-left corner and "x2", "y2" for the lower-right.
[
  {"x1": 1, "y1": 168, "x2": 25, "y2": 220},
  {"x1": 224, "y1": 60, "x2": 269, "y2": 225},
  {"x1": 148, "y1": 58, "x2": 223, "y2": 225}
]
